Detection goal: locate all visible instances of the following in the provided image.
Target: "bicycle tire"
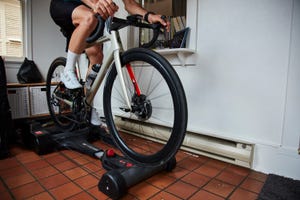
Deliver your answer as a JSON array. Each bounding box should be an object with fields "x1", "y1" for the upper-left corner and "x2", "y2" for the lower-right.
[
  {"x1": 103, "y1": 48, "x2": 187, "y2": 166},
  {"x1": 46, "y1": 57, "x2": 77, "y2": 131}
]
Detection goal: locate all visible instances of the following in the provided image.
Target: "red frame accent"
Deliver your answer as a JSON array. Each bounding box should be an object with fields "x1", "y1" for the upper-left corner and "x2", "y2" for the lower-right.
[{"x1": 126, "y1": 64, "x2": 141, "y2": 96}]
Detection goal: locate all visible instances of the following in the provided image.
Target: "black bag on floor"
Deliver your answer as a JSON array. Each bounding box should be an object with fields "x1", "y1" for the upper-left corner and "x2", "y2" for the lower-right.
[
  {"x1": 17, "y1": 57, "x2": 43, "y2": 83},
  {"x1": 0, "y1": 56, "x2": 12, "y2": 159}
]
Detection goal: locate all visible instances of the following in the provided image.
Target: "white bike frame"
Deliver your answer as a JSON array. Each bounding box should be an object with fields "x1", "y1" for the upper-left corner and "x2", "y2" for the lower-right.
[{"x1": 77, "y1": 30, "x2": 132, "y2": 111}]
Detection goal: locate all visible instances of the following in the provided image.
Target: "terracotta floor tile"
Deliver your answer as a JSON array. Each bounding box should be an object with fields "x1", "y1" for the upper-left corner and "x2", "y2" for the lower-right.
[
  {"x1": 16, "y1": 152, "x2": 41, "y2": 164},
  {"x1": 226, "y1": 164, "x2": 250, "y2": 177},
  {"x1": 182, "y1": 171, "x2": 210, "y2": 188},
  {"x1": 54, "y1": 160, "x2": 77, "y2": 172},
  {"x1": 189, "y1": 190, "x2": 225, "y2": 200},
  {"x1": 24, "y1": 159, "x2": 50, "y2": 171},
  {"x1": 194, "y1": 164, "x2": 221, "y2": 178},
  {"x1": 0, "y1": 191, "x2": 13, "y2": 200},
  {"x1": 49, "y1": 182, "x2": 82, "y2": 199},
  {"x1": 66, "y1": 191, "x2": 95, "y2": 200},
  {"x1": 216, "y1": 169, "x2": 246, "y2": 186},
  {"x1": 72, "y1": 156, "x2": 90, "y2": 166},
  {"x1": 0, "y1": 157, "x2": 20, "y2": 171},
  {"x1": 177, "y1": 156, "x2": 205, "y2": 170},
  {"x1": 0, "y1": 180, "x2": 6, "y2": 192},
  {"x1": 9, "y1": 146, "x2": 31, "y2": 155},
  {"x1": 206, "y1": 159, "x2": 229, "y2": 170},
  {"x1": 116, "y1": 193, "x2": 137, "y2": 200},
  {"x1": 25, "y1": 191, "x2": 54, "y2": 200},
  {"x1": 74, "y1": 174, "x2": 98, "y2": 190},
  {"x1": 11, "y1": 181, "x2": 44, "y2": 199},
  {"x1": 4, "y1": 173, "x2": 35, "y2": 189},
  {"x1": 41, "y1": 152, "x2": 60, "y2": 159},
  {"x1": 0, "y1": 137, "x2": 274, "y2": 200},
  {"x1": 82, "y1": 162, "x2": 102, "y2": 173},
  {"x1": 240, "y1": 177, "x2": 264, "y2": 194},
  {"x1": 168, "y1": 166, "x2": 190, "y2": 179},
  {"x1": 0, "y1": 166, "x2": 27, "y2": 179},
  {"x1": 129, "y1": 182, "x2": 160, "y2": 199},
  {"x1": 92, "y1": 169, "x2": 106, "y2": 179},
  {"x1": 87, "y1": 186, "x2": 110, "y2": 199},
  {"x1": 63, "y1": 167, "x2": 88, "y2": 180},
  {"x1": 149, "y1": 191, "x2": 182, "y2": 200},
  {"x1": 147, "y1": 172, "x2": 177, "y2": 189},
  {"x1": 248, "y1": 171, "x2": 268, "y2": 182},
  {"x1": 195, "y1": 154, "x2": 211, "y2": 163},
  {"x1": 31, "y1": 165, "x2": 59, "y2": 179},
  {"x1": 229, "y1": 188, "x2": 258, "y2": 200},
  {"x1": 203, "y1": 179, "x2": 235, "y2": 198},
  {"x1": 166, "y1": 180, "x2": 198, "y2": 199},
  {"x1": 175, "y1": 151, "x2": 190, "y2": 162},
  {"x1": 39, "y1": 173, "x2": 70, "y2": 190},
  {"x1": 45, "y1": 154, "x2": 68, "y2": 165},
  {"x1": 61, "y1": 150, "x2": 82, "y2": 159}
]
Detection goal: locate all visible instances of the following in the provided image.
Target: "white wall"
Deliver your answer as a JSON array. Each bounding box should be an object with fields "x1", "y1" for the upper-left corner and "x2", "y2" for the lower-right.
[
  {"x1": 4, "y1": 0, "x2": 300, "y2": 179},
  {"x1": 192, "y1": 0, "x2": 300, "y2": 179},
  {"x1": 31, "y1": 0, "x2": 66, "y2": 78}
]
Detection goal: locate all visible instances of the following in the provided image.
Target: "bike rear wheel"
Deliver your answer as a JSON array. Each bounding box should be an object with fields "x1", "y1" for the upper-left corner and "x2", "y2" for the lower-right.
[
  {"x1": 46, "y1": 57, "x2": 77, "y2": 131},
  {"x1": 103, "y1": 48, "x2": 187, "y2": 166}
]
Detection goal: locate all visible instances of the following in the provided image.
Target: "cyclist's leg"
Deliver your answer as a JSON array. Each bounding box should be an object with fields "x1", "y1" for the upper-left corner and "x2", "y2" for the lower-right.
[
  {"x1": 86, "y1": 44, "x2": 104, "y2": 126},
  {"x1": 52, "y1": 3, "x2": 99, "y2": 89},
  {"x1": 85, "y1": 44, "x2": 104, "y2": 73},
  {"x1": 63, "y1": 5, "x2": 100, "y2": 89},
  {"x1": 69, "y1": 6, "x2": 98, "y2": 53}
]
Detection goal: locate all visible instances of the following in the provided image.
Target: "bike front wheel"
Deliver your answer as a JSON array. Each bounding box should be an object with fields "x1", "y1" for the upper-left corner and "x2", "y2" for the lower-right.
[{"x1": 103, "y1": 48, "x2": 187, "y2": 166}]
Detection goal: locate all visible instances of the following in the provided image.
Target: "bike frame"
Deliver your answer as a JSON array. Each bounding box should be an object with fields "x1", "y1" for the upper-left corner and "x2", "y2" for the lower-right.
[
  {"x1": 53, "y1": 15, "x2": 161, "y2": 113},
  {"x1": 78, "y1": 30, "x2": 134, "y2": 111}
]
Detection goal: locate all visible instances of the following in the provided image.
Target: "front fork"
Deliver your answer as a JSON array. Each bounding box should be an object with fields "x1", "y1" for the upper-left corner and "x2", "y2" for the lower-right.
[{"x1": 113, "y1": 50, "x2": 141, "y2": 112}]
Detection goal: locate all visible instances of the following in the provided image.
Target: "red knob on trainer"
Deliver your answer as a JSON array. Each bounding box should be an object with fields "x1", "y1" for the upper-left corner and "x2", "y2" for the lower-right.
[{"x1": 106, "y1": 149, "x2": 115, "y2": 157}]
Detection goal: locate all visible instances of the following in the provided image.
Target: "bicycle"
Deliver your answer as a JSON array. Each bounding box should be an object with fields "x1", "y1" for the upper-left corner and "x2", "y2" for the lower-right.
[{"x1": 46, "y1": 15, "x2": 187, "y2": 166}]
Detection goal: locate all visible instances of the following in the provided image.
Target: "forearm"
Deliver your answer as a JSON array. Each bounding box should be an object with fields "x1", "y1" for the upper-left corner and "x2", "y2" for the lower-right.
[
  {"x1": 122, "y1": 0, "x2": 147, "y2": 18},
  {"x1": 81, "y1": 0, "x2": 97, "y2": 10}
]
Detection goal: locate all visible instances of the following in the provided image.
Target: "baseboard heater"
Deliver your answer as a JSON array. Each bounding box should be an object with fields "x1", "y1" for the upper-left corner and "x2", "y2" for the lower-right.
[{"x1": 115, "y1": 116, "x2": 254, "y2": 168}]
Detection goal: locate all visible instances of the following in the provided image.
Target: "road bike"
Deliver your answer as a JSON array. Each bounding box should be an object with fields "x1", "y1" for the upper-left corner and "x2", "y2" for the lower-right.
[{"x1": 46, "y1": 15, "x2": 187, "y2": 166}]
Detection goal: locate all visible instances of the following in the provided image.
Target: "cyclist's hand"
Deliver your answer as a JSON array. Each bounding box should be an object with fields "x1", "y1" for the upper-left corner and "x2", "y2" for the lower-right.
[
  {"x1": 93, "y1": 0, "x2": 119, "y2": 19},
  {"x1": 148, "y1": 14, "x2": 170, "y2": 32}
]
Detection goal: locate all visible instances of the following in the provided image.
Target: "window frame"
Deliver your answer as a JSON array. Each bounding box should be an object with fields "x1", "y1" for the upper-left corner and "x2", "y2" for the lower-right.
[
  {"x1": 2, "y1": 0, "x2": 31, "y2": 63},
  {"x1": 128, "y1": 0, "x2": 198, "y2": 50}
]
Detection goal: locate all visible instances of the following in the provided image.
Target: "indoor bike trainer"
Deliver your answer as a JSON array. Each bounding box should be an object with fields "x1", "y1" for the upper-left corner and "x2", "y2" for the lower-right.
[
  {"x1": 30, "y1": 120, "x2": 176, "y2": 200},
  {"x1": 38, "y1": 14, "x2": 186, "y2": 199}
]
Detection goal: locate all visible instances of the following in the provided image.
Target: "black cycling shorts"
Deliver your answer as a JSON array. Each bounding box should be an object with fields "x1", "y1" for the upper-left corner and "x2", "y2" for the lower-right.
[{"x1": 50, "y1": 0, "x2": 84, "y2": 37}]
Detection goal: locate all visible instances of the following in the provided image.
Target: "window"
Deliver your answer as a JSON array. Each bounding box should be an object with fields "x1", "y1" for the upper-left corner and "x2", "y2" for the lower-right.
[
  {"x1": 0, "y1": 0, "x2": 23, "y2": 58},
  {"x1": 128, "y1": 0, "x2": 197, "y2": 50},
  {"x1": 140, "y1": 0, "x2": 186, "y2": 16},
  {"x1": 138, "y1": 0, "x2": 187, "y2": 48}
]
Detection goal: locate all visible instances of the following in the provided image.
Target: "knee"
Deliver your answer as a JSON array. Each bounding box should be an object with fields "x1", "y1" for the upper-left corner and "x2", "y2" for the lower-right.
[{"x1": 82, "y1": 12, "x2": 98, "y2": 29}]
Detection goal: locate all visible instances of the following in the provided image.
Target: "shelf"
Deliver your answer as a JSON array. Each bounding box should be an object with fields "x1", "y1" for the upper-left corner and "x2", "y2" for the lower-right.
[{"x1": 155, "y1": 48, "x2": 196, "y2": 66}]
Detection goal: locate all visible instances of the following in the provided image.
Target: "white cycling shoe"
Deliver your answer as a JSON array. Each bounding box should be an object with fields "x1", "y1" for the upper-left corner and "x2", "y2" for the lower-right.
[
  {"x1": 91, "y1": 108, "x2": 102, "y2": 126},
  {"x1": 61, "y1": 70, "x2": 82, "y2": 89}
]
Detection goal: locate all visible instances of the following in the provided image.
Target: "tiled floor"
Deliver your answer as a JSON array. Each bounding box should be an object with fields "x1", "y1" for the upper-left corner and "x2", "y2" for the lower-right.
[{"x1": 0, "y1": 137, "x2": 267, "y2": 200}]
